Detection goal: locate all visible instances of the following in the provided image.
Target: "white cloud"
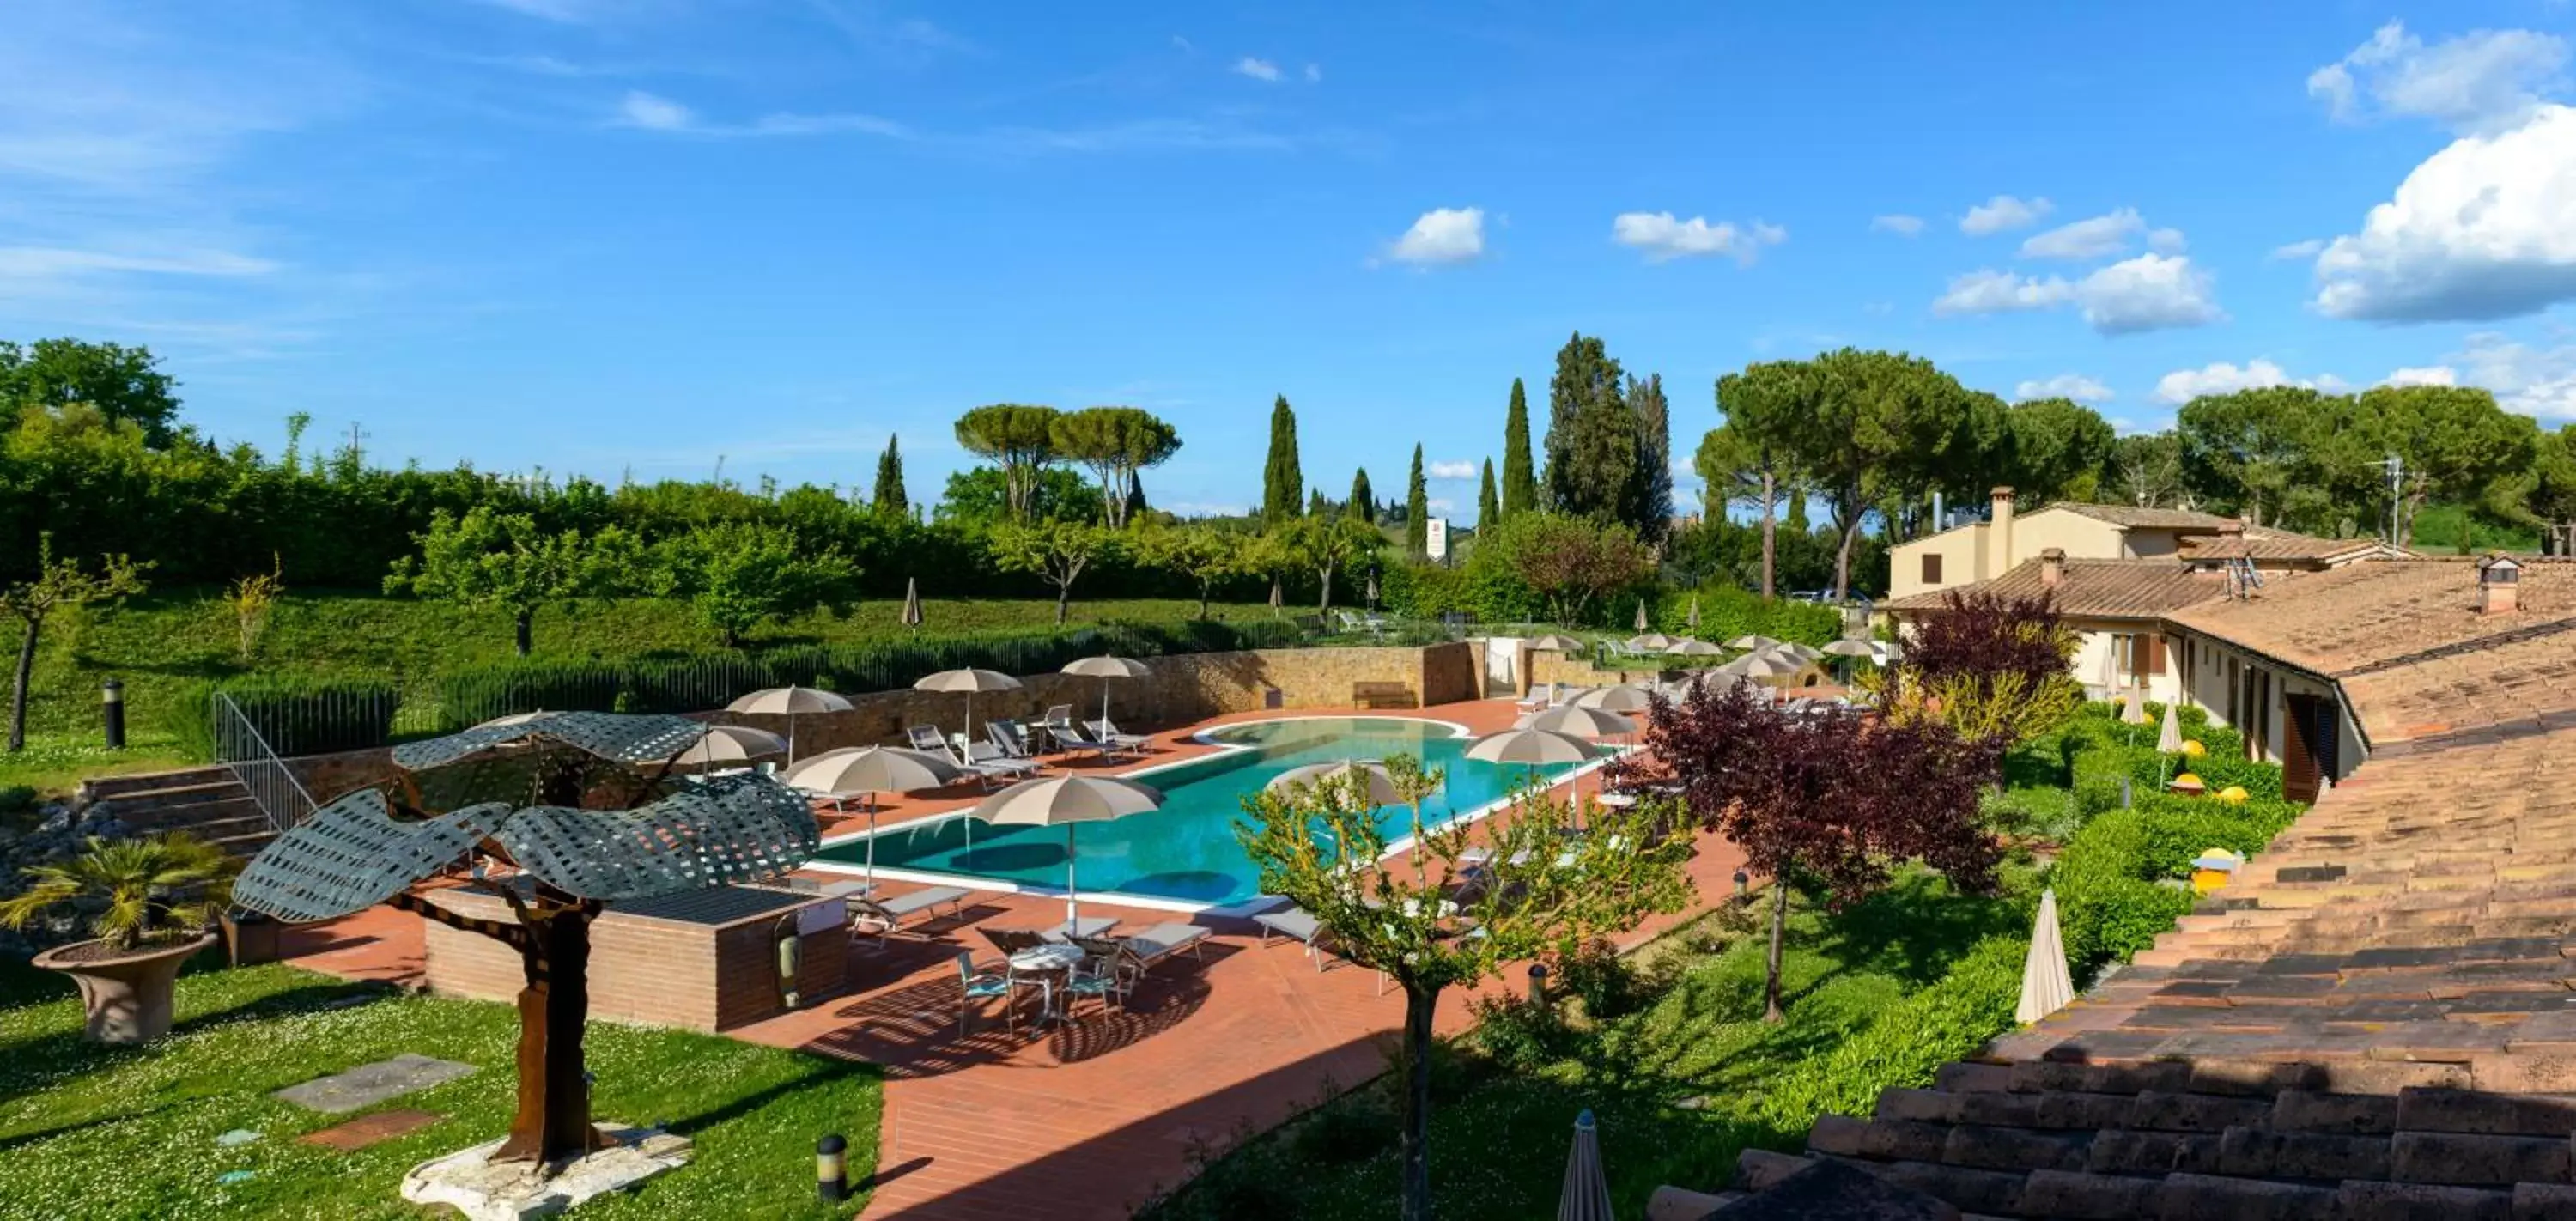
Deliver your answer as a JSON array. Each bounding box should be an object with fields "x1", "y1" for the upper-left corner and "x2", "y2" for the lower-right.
[
  {"x1": 2020, "y1": 208, "x2": 2147, "y2": 260},
  {"x1": 2147, "y1": 228, "x2": 2187, "y2": 254},
  {"x1": 1610, "y1": 212, "x2": 1785, "y2": 264},
  {"x1": 2309, "y1": 21, "x2": 2567, "y2": 134},
  {"x1": 1937, "y1": 254, "x2": 2221, "y2": 334},
  {"x1": 0, "y1": 246, "x2": 275, "y2": 280},
  {"x1": 1959, "y1": 194, "x2": 2053, "y2": 235},
  {"x1": 2384, "y1": 365, "x2": 2457, "y2": 386},
  {"x1": 2014, "y1": 374, "x2": 2113, "y2": 403},
  {"x1": 1382, "y1": 207, "x2": 1485, "y2": 266},
  {"x1": 2311, "y1": 104, "x2": 2576, "y2": 322},
  {"x1": 620, "y1": 90, "x2": 694, "y2": 131},
  {"x1": 2270, "y1": 238, "x2": 2326, "y2": 260},
  {"x1": 1304, "y1": 63, "x2": 1322, "y2": 83},
  {"x1": 1233, "y1": 57, "x2": 1282, "y2": 82},
  {"x1": 2153, "y1": 359, "x2": 2356, "y2": 404},
  {"x1": 1934, "y1": 269, "x2": 2072, "y2": 315},
  {"x1": 1426, "y1": 459, "x2": 1478, "y2": 480},
  {"x1": 614, "y1": 90, "x2": 911, "y2": 139},
  {"x1": 1427, "y1": 497, "x2": 1455, "y2": 513},
  {"x1": 2077, "y1": 253, "x2": 2222, "y2": 334},
  {"x1": 2456, "y1": 331, "x2": 2576, "y2": 417},
  {"x1": 1869, "y1": 214, "x2": 1924, "y2": 236}
]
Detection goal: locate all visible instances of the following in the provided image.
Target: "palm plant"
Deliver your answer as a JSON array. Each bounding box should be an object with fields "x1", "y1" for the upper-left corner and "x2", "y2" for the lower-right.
[{"x1": 0, "y1": 835, "x2": 234, "y2": 951}]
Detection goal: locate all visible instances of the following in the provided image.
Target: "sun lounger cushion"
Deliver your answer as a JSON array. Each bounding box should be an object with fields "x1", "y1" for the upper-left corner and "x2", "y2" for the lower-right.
[
  {"x1": 1125, "y1": 922, "x2": 1210, "y2": 962},
  {"x1": 871, "y1": 885, "x2": 968, "y2": 921},
  {"x1": 1255, "y1": 908, "x2": 1321, "y2": 945}
]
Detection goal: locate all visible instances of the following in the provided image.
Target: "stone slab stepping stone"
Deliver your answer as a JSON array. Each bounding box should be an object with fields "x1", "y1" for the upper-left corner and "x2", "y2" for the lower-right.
[
  {"x1": 402, "y1": 1123, "x2": 691, "y2": 1221},
  {"x1": 273, "y1": 1054, "x2": 475, "y2": 1115},
  {"x1": 301, "y1": 1109, "x2": 443, "y2": 1151}
]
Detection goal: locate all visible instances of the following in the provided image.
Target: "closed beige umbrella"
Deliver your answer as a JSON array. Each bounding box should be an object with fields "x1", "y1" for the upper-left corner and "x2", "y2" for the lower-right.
[
  {"x1": 2016, "y1": 888, "x2": 2074, "y2": 1023},
  {"x1": 2123, "y1": 689, "x2": 2154, "y2": 725},
  {"x1": 1558, "y1": 1109, "x2": 1613, "y2": 1221},
  {"x1": 1060, "y1": 655, "x2": 1151, "y2": 728},
  {"x1": 971, "y1": 775, "x2": 1164, "y2": 929},
  {"x1": 913, "y1": 667, "x2": 1025, "y2": 751},
  {"x1": 1686, "y1": 595, "x2": 1701, "y2": 633},
  {"x1": 901, "y1": 577, "x2": 924, "y2": 631},
  {"x1": 669, "y1": 723, "x2": 789, "y2": 767},
  {"x1": 1632, "y1": 599, "x2": 1650, "y2": 632},
  {"x1": 2157, "y1": 702, "x2": 2184, "y2": 754},
  {"x1": 727, "y1": 685, "x2": 855, "y2": 763},
  {"x1": 781, "y1": 745, "x2": 963, "y2": 886}
]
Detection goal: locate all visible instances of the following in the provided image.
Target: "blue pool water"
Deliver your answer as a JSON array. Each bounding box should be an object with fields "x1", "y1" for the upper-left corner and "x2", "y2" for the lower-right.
[{"x1": 813, "y1": 717, "x2": 1582, "y2": 907}]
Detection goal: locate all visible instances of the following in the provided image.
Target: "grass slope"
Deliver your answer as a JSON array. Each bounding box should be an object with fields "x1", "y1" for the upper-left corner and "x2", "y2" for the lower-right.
[
  {"x1": 0, "y1": 960, "x2": 881, "y2": 1221},
  {"x1": 1149, "y1": 875, "x2": 2026, "y2": 1221}
]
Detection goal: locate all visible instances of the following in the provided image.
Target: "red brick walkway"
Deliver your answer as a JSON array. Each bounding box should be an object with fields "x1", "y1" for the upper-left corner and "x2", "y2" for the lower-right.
[{"x1": 283, "y1": 699, "x2": 1746, "y2": 1221}]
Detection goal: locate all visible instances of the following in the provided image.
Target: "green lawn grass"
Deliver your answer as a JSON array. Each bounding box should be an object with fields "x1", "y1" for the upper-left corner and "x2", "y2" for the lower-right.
[
  {"x1": 1146, "y1": 875, "x2": 2026, "y2": 1221},
  {"x1": 0, "y1": 960, "x2": 882, "y2": 1221},
  {"x1": 3, "y1": 590, "x2": 1270, "y2": 793}
]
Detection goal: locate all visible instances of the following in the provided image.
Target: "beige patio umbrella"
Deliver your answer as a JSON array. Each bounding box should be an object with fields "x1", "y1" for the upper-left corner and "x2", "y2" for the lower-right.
[
  {"x1": 1466, "y1": 726, "x2": 1601, "y2": 767},
  {"x1": 668, "y1": 723, "x2": 789, "y2": 768},
  {"x1": 1523, "y1": 704, "x2": 1635, "y2": 738},
  {"x1": 913, "y1": 667, "x2": 1025, "y2": 751},
  {"x1": 1717, "y1": 652, "x2": 1803, "y2": 680},
  {"x1": 1565, "y1": 684, "x2": 1653, "y2": 713},
  {"x1": 1666, "y1": 638, "x2": 1721, "y2": 657},
  {"x1": 2016, "y1": 888, "x2": 2074, "y2": 1023},
  {"x1": 1060, "y1": 655, "x2": 1151, "y2": 728},
  {"x1": 2156, "y1": 702, "x2": 2184, "y2": 754},
  {"x1": 781, "y1": 745, "x2": 964, "y2": 886},
  {"x1": 1527, "y1": 633, "x2": 1587, "y2": 652},
  {"x1": 1625, "y1": 631, "x2": 1677, "y2": 651},
  {"x1": 1266, "y1": 760, "x2": 1401, "y2": 806},
  {"x1": 970, "y1": 775, "x2": 1165, "y2": 928},
  {"x1": 901, "y1": 577, "x2": 924, "y2": 632},
  {"x1": 1820, "y1": 638, "x2": 1877, "y2": 659},
  {"x1": 1769, "y1": 641, "x2": 1824, "y2": 663},
  {"x1": 1558, "y1": 1109, "x2": 1613, "y2": 1221},
  {"x1": 727, "y1": 685, "x2": 855, "y2": 763},
  {"x1": 1725, "y1": 634, "x2": 1781, "y2": 651}
]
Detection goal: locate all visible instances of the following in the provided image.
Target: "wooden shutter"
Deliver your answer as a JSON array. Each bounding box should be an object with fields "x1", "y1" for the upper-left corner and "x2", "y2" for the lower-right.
[
  {"x1": 2281, "y1": 694, "x2": 2328, "y2": 803},
  {"x1": 2147, "y1": 635, "x2": 2168, "y2": 676},
  {"x1": 1922, "y1": 553, "x2": 1942, "y2": 585}
]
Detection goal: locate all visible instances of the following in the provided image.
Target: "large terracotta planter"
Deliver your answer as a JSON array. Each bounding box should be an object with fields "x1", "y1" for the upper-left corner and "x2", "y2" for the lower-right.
[{"x1": 32, "y1": 934, "x2": 216, "y2": 1044}]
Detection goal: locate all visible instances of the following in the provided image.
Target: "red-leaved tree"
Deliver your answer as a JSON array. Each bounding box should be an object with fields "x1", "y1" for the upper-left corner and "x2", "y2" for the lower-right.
[
  {"x1": 1613, "y1": 681, "x2": 2006, "y2": 1021},
  {"x1": 1900, "y1": 588, "x2": 2074, "y2": 693}
]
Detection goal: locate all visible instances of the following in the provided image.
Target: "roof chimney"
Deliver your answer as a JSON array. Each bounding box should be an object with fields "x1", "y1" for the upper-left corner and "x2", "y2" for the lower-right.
[
  {"x1": 2038, "y1": 547, "x2": 2067, "y2": 588},
  {"x1": 2478, "y1": 554, "x2": 2522, "y2": 616},
  {"x1": 1987, "y1": 487, "x2": 2015, "y2": 580}
]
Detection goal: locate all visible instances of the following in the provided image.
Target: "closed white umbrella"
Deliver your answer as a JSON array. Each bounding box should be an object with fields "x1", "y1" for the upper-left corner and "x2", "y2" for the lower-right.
[
  {"x1": 971, "y1": 775, "x2": 1165, "y2": 928},
  {"x1": 1522, "y1": 704, "x2": 1636, "y2": 738},
  {"x1": 781, "y1": 745, "x2": 963, "y2": 887},
  {"x1": 1633, "y1": 599, "x2": 1650, "y2": 632},
  {"x1": 2123, "y1": 688, "x2": 2153, "y2": 726},
  {"x1": 1557, "y1": 1109, "x2": 1613, "y2": 1221},
  {"x1": 1060, "y1": 655, "x2": 1151, "y2": 729},
  {"x1": 2157, "y1": 701, "x2": 2184, "y2": 754},
  {"x1": 1565, "y1": 684, "x2": 1653, "y2": 713},
  {"x1": 727, "y1": 685, "x2": 855, "y2": 763},
  {"x1": 668, "y1": 723, "x2": 789, "y2": 767},
  {"x1": 1686, "y1": 595, "x2": 1700, "y2": 632},
  {"x1": 2016, "y1": 888, "x2": 2074, "y2": 1023},
  {"x1": 913, "y1": 667, "x2": 1025, "y2": 753},
  {"x1": 1266, "y1": 760, "x2": 1401, "y2": 806},
  {"x1": 901, "y1": 577, "x2": 924, "y2": 631}
]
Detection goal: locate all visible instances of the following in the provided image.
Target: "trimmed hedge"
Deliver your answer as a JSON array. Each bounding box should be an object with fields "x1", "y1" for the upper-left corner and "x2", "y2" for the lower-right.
[
  {"x1": 433, "y1": 618, "x2": 1309, "y2": 730},
  {"x1": 1750, "y1": 934, "x2": 2027, "y2": 1132},
  {"x1": 171, "y1": 677, "x2": 403, "y2": 762}
]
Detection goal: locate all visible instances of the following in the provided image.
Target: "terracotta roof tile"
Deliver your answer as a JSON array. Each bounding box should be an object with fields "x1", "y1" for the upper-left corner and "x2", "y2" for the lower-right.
[
  {"x1": 2166, "y1": 558, "x2": 2576, "y2": 679},
  {"x1": 2053, "y1": 503, "x2": 2239, "y2": 530},
  {"x1": 1882, "y1": 558, "x2": 2231, "y2": 619},
  {"x1": 2178, "y1": 532, "x2": 2393, "y2": 563}
]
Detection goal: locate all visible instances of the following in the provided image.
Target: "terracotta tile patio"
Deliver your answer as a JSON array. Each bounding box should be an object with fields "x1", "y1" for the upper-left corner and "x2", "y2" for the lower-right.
[{"x1": 282, "y1": 698, "x2": 1747, "y2": 1221}]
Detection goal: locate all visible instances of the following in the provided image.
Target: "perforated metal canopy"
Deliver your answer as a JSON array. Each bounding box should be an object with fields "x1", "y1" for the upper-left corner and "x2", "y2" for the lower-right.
[
  {"x1": 233, "y1": 790, "x2": 512, "y2": 923},
  {"x1": 489, "y1": 775, "x2": 820, "y2": 902},
  {"x1": 389, "y1": 710, "x2": 711, "y2": 772}
]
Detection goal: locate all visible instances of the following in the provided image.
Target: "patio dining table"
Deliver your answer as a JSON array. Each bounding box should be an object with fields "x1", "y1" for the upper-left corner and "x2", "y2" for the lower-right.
[{"x1": 1007, "y1": 942, "x2": 1089, "y2": 1024}]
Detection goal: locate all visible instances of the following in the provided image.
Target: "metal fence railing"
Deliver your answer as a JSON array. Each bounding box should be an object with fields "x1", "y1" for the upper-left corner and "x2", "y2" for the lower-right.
[{"x1": 211, "y1": 691, "x2": 320, "y2": 835}]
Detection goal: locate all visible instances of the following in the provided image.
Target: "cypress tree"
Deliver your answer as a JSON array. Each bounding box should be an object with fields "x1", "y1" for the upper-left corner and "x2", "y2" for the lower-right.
[
  {"x1": 1262, "y1": 395, "x2": 1303, "y2": 522},
  {"x1": 1125, "y1": 469, "x2": 1147, "y2": 521},
  {"x1": 1477, "y1": 458, "x2": 1500, "y2": 528},
  {"x1": 1308, "y1": 488, "x2": 1329, "y2": 517},
  {"x1": 1348, "y1": 468, "x2": 1376, "y2": 524},
  {"x1": 1500, "y1": 378, "x2": 1537, "y2": 520},
  {"x1": 1627, "y1": 373, "x2": 1673, "y2": 544},
  {"x1": 1544, "y1": 332, "x2": 1636, "y2": 525},
  {"x1": 872, "y1": 434, "x2": 908, "y2": 516},
  {"x1": 1406, "y1": 443, "x2": 1429, "y2": 559}
]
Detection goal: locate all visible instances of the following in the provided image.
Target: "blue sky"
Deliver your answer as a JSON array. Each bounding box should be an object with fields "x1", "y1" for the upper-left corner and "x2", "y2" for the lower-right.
[{"x1": 9, "y1": 2, "x2": 2576, "y2": 523}]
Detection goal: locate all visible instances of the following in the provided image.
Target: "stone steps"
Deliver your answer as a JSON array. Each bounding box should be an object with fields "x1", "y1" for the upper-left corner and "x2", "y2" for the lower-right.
[{"x1": 77, "y1": 770, "x2": 278, "y2": 859}]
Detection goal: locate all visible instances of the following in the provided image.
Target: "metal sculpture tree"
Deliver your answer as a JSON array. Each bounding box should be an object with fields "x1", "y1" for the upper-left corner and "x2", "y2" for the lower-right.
[{"x1": 232, "y1": 713, "x2": 818, "y2": 1165}]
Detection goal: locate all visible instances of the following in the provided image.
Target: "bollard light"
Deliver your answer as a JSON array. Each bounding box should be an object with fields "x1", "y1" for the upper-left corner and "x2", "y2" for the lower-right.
[
  {"x1": 102, "y1": 679, "x2": 125, "y2": 750},
  {"x1": 1528, "y1": 962, "x2": 1549, "y2": 1004},
  {"x1": 817, "y1": 1133, "x2": 848, "y2": 1201},
  {"x1": 2120, "y1": 776, "x2": 2134, "y2": 810},
  {"x1": 1732, "y1": 869, "x2": 1749, "y2": 897}
]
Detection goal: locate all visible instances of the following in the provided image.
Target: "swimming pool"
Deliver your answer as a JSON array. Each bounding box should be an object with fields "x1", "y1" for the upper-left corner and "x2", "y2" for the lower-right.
[{"x1": 811, "y1": 716, "x2": 1589, "y2": 909}]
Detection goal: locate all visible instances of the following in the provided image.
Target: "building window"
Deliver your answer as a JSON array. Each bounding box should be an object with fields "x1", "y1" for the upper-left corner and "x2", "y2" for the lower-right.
[{"x1": 1921, "y1": 554, "x2": 1942, "y2": 585}]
